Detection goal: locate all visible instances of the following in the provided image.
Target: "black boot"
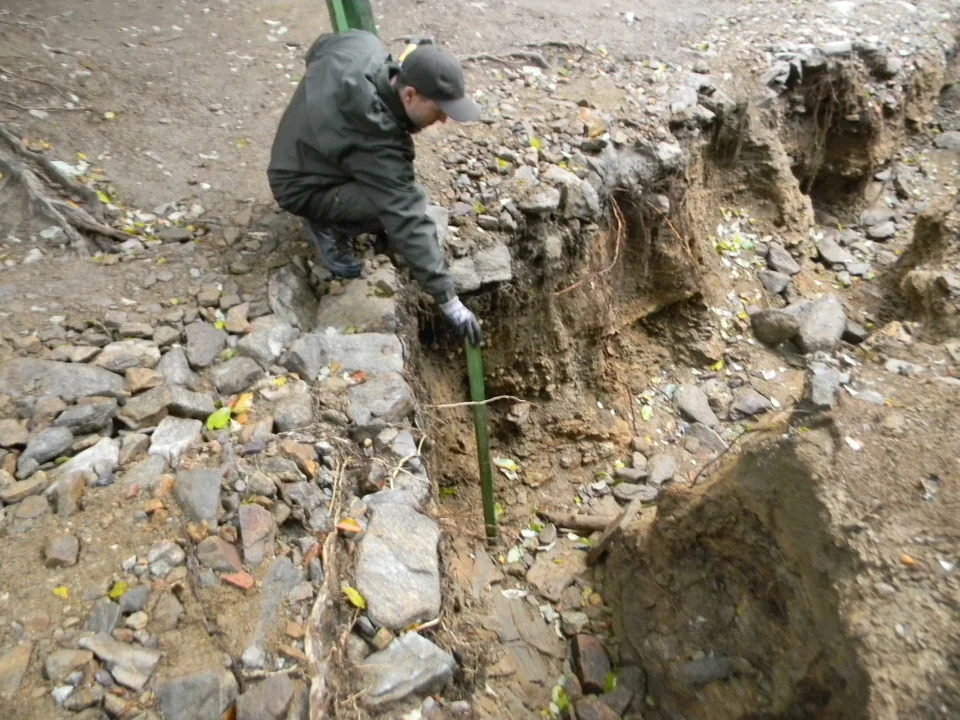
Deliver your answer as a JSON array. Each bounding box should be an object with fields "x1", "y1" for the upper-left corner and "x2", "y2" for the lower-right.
[{"x1": 303, "y1": 220, "x2": 362, "y2": 279}]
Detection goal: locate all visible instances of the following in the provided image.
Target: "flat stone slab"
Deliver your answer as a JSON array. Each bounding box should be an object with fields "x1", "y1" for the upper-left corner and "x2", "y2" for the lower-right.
[
  {"x1": 0, "y1": 359, "x2": 125, "y2": 403},
  {"x1": 315, "y1": 267, "x2": 398, "y2": 333},
  {"x1": 360, "y1": 632, "x2": 455, "y2": 708},
  {"x1": 148, "y1": 417, "x2": 202, "y2": 466},
  {"x1": 52, "y1": 437, "x2": 119, "y2": 482},
  {"x1": 355, "y1": 503, "x2": 441, "y2": 631},
  {"x1": 346, "y1": 373, "x2": 414, "y2": 431},
  {"x1": 79, "y1": 634, "x2": 161, "y2": 691},
  {"x1": 283, "y1": 332, "x2": 403, "y2": 381},
  {"x1": 269, "y1": 265, "x2": 318, "y2": 331}
]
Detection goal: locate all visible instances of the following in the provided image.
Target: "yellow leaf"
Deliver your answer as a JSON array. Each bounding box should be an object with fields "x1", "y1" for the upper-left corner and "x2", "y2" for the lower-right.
[
  {"x1": 76, "y1": 152, "x2": 87, "y2": 161},
  {"x1": 232, "y1": 392, "x2": 254, "y2": 415},
  {"x1": 214, "y1": 320, "x2": 225, "y2": 330},
  {"x1": 269, "y1": 376, "x2": 286, "y2": 389},
  {"x1": 329, "y1": 362, "x2": 341, "y2": 376},
  {"x1": 108, "y1": 581, "x2": 128, "y2": 600},
  {"x1": 52, "y1": 586, "x2": 69, "y2": 600},
  {"x1": 708, "y1": 359, "x2": 724, "y2": 371},
  {"x1": 235, "y1": 138, "x2": 248, "y2": 149},
  {"x1": 529, "y1": 137, "x2": 541, "y2": 150},
  {"x1": 103, "y1": 111, "x2": 116, "y2": 121},
  {"x1": 336, "y1": 518, "x2": 362, "y2": 535},
  {"x1": 342, "y1": 585, "x2": 366, "y2": 610},
  {"x1": 206, "y1": 407, "x2": 232, "y2": 431},
  {"x1": 96, "y1": 190, "x2": 110, "y2": 204}
]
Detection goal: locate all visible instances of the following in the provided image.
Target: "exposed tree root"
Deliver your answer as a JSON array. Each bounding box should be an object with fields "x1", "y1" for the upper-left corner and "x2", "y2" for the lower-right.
[
  {"x1": 0, "y1": 122, "x2": 122, "y2": 253},
  {"x1": 462, "y1": 51, "x2": 550, "y2": 70}
]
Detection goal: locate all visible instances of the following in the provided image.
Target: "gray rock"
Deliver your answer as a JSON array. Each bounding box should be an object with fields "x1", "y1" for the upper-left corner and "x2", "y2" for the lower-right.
[
  {"x1": 148, "y1": 539, "x2": 186, "y2": 577},
  {"x1": 612, "y1": 483, "x2": 659, "y2": 503},
  {"x1": 174, "y1": 469, "x2": 221, "y2": 527},
  {"x1": 0, "y1": 643, "x2": 32, "y2": 698},
  {"x1": 767, "y1": 242, "x2": 800, "y2": 275},
  {"x1": 54, "y1": 399, "x2": 117, "y2": 435},
  {"x1": 346, "y1": 373, "x2": 414, "y2": 431},
  {"x1": 92, "y1": 340, "x2": 161, "y2": 373},
  {"x1": 614, "y1": 467, "x2": 646, "y2": 483},
  {"x1": 52, "y1": 437, "x2": 118, "y2": 482},
  {"x1": 274, "y1": 391, "x2": 314, "y2": 432},
  {"x1": 758, "y1": 269, "x2": 791, "y2": 294},
  {"x1": 808, "y1": 363, "x2": 841, "y2": 410},
  {"x1": 448, "y1": 257, "x2": 481, "y2": 294},
  {"x1": 154, "y1": 326, "x2": 181, "y2": 347},
  {"x1": 560, "y1": 610, "x2": 590, "y2": 636},
  {"x1": 820, "y1": 40, "x2": 852, "y2": 56},
  {"x1": 845, "y1": 262, "x2": 871, "y2": 277},
  {"x1": 241, "y1": 645, "x2": 265, "y2": 671},
  {"x1": 0, "y1": 419, "x2": 28, "y2": 448},
  {"x1": 148, "y1": 417, "x2": 202, "y2": 465},
  {"x1": 796, "y1": 295, "x2": 846, "y2": 353},
  {"x1": 119, "y1": 432, "x2": 150, "y2": 466},
  {"x1": 235, "y1": 673, "x2": 295, "y2": 720},
  {"x1": 356, "y1": 503, "x2": 441, "y2": 630},
  {"x1": 0, "y1": 359, "x2": 125, "y2": 403},
  {"x1": 686, "y1": 423, "x2": 727, "y2": 452},
  {"x1": 168, "y1": 386, "x2": 216, "y2": 420},
  {"x1": 196, "y1": 536, "x2": 242, "y2": 573},
  {"x1": 518, "y1": 186, "x2": 561, "y2": 214},
  {"x1": 19, "y1": 426, "x2": 74, "y2": 473},
  {"x1": 360, "y1": 632, "x2": 455, "y2": 708},
  {"x1": 44, "y1": 649, "x2": 93, "y2": 682},
  {"x1": 119, "y1": 585, "x2": 152, "y2": 615},
  {"x1": 731, "y1": 388, "x2": 772, "y2": 418},
  {"x1": 236, "y1": 317, "x2": 299, "y2": 368},
  {"x1": 314, "y1": 266, "x2": 398, "y2": 334},
  {"x1": 84, "y1": 598, "x2": 122, "y2": 634},
  {"x1": 860, "y1": 207, "x2": 895, "y2": 227},
  {"x1": 253, "y1": 557, "x2": 303, "y2": 646},
  {"x1": 283, "y1": 332, "x2": 403, "y2": 381},
  {"x1": 210, "y1": 357, "x2": 262, "y2": 395},
  {"x1": 120, "y1": 455, "x2": 167, "y2": 491},
  {"x1": 866, "y1": 220, "x2": 896, "y2": 240},
  {"x1": 45, "y1": 532, "x2": 80, "y2": 567},
  {"x1": 842, "y1": 320, "x2": 870, "y2": 344},
  {"x1": 474, "y1": 244, "x2": 513, "y2": 285},
  {"x1": 648, "y1": 455, "x2": 676, "y2": 486},
  {"x1": 185, "y1": 322, "x2": 227, "y2": 369},
  {"x1": 156, "y1": 347, "x2": 197, "y2": 387},
  {"x1": 816, "y1": 236, "x2": 853, "y2": 265},
  {"x1": 542, "y1": 165, "x2": 600, "y2": 220},
  {"x1": 674, "y1": 385, "x2": 718, "y2": 427},
  {"x1": 268, "y1": 265, "x2": 318, "y2": 331},
  {"x1": 750, "y1": 309, "x2": 800, "y2": 346},
  {"x1": 79, "y1": 633, "x2": 162, "y2": 690},
  {"x1": 933, "y1": 130, "x2": 960, "y2": 150},
  {"x1": 157, "y1": 667, "x2": 239, "y2": 720},
  {"x1": 117, "y1": 385, "x2": 172, "y2": 429}
]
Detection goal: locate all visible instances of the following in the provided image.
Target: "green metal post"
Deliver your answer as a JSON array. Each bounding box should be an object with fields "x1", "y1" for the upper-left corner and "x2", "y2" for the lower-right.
[
  {"x1": 325, "y1": 0, "x2": 378, "y2": 34},
  {"x1": 466, "y1": 341, "x2": 497, "y2": 539}
]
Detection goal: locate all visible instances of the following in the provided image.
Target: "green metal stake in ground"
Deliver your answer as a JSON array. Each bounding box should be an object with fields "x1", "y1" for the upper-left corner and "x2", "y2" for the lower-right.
[
  {"x1": 466, "y1": 340, "x2": 497, "y2": 539},
  {"x1": 325, "y1": 0, "x2": 378, "y2": 34}
]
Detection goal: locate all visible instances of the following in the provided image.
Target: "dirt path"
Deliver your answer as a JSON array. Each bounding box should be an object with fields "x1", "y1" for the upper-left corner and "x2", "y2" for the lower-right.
[{"x1": 1, "y1": 0, "x2": 733, "y2": 213}]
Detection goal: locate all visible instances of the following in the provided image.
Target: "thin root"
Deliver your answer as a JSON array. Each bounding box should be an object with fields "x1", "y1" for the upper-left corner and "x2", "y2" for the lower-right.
[
  {"x1": 427, "y1": 394, "x2": 533, "y2": 410},
  {"x1": 462, "y1": 51, "x2": 550, "y2": 70},
  {"x1": 554, "y1": 198, "x2": 626, "y2": 296}
]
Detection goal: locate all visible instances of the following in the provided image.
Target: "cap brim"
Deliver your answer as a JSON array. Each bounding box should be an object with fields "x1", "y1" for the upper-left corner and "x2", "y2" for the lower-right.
[{"x1": 437, "y1": 96, "x2": 481, "y2": 122}]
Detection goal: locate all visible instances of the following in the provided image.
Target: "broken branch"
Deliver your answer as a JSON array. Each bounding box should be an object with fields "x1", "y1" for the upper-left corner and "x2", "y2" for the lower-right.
[
  {"x1": 535, "y1": 509, "x2": 615, "y2": 533},
  {"x1": 462, "y1": 51, "x2": 550, "y2": 70}
]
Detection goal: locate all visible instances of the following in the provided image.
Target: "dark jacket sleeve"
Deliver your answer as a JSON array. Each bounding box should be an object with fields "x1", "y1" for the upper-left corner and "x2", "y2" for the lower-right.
[{"x1": 340, "y1": 141, "x2": 455, "y2": 303}]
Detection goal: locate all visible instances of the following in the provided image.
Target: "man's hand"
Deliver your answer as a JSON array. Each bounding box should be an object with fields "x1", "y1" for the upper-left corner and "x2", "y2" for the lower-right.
[{"x1": 440, "y1": 297, "x2": 482, "y2": 347}]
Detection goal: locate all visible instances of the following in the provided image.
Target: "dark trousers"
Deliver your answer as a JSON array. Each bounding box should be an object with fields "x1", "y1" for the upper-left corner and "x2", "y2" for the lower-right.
[{"x1": 295, "y1": 182, "x2": 383, "y2": 237}]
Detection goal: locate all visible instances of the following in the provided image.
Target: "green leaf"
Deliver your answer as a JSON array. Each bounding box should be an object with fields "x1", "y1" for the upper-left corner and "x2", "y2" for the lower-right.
[
  {"x1": 529, "y1": 137, "x2": 541, "y2": 150},
  {"x1": 472, "y1": 199, "x2": 485, "y2": 215},
  {"x1": 496, "y1": 157, "x2": 508, "y2": 169},
  {"x1": 439, "y1": 487, "x2": 457, "y2": 498},
  {"x1": 343, "y1": 325, "x2": 358, "y2": 335},
  {"x1": 205, "y1": 407, "x2": 232, "y2": 431},
  {"x1": 604, "y1": 671, "x2": 617, "y2": 693},
  {"x1": 558, "y1": 67, "x2": 569, "y2": 77},
  {"x1": 640, "y1": 404, "x2": 654, "y2": 422},
  {"x1": 342, "y1": 585, "x2": 366, "y2": 609},
  {"x1": 108, "y1": 581, "x2": 128, "y2": 600},
  {"x1": 103, "y1": 111, "x2": 116, "y2": 121},
  {"x1": 96, "y1": 190, "x2": 110, "y2": 204},
  {"x1": 213, "y1": 320, "x2": 225, "y2": 330},
  {"x1": 494, "y1": 502, "x2": 503, "y2": 522},
  {"x1": 551, "y1": 685, "x2": 569, "y2": 713}
]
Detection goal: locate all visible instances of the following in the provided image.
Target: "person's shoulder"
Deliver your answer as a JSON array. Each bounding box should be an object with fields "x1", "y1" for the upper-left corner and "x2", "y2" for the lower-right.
[{"x1": 307, "y1": 30, "x2": 384, "y2": 64}]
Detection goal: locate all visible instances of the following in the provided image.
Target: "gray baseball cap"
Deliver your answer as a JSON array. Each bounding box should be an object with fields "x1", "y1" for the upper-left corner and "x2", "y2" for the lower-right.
[{"x1": 398, "y1": 44, "x2": 481, "y2": 122}]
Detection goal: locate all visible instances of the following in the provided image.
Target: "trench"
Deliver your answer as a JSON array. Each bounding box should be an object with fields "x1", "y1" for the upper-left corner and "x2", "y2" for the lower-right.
[{"x1": 405, "y1": 45, "x2": 956, "y2": 719}]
